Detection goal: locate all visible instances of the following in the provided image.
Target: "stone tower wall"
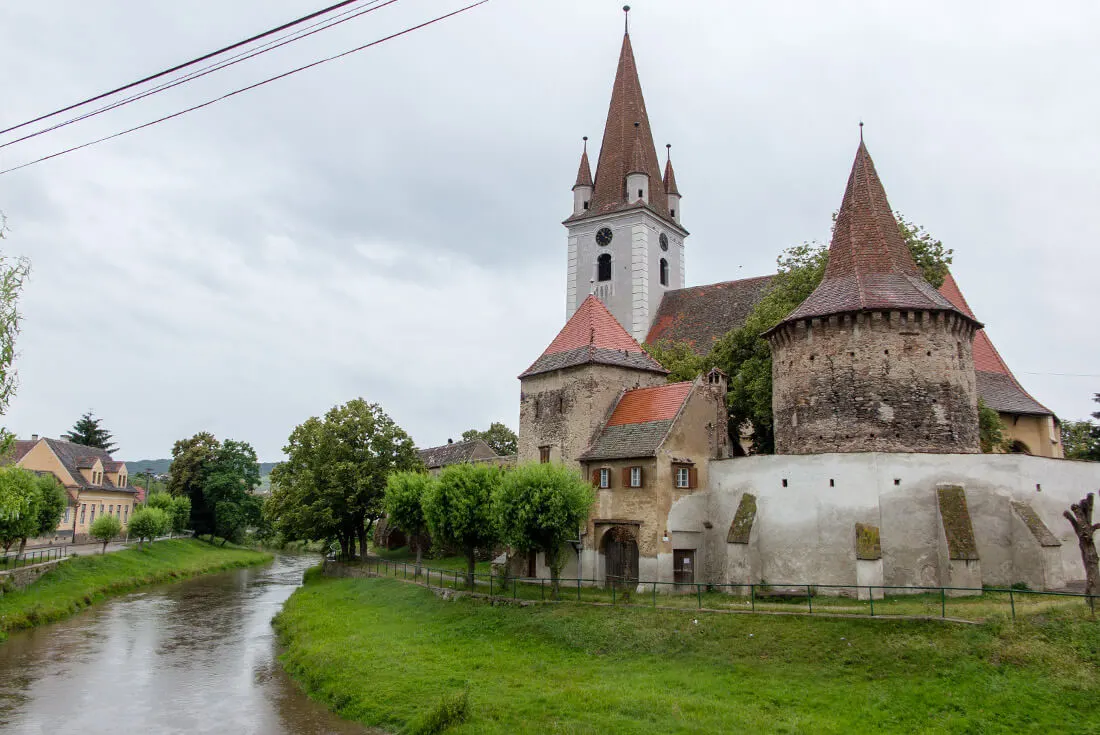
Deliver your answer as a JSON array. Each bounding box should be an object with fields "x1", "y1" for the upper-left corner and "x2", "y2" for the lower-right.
[
  {"x1": 518, "y1": 364, "x2": 667, "y2": 469},
  {"x1": 769, "y1": 309, "x2": 979, "y2": 455}
]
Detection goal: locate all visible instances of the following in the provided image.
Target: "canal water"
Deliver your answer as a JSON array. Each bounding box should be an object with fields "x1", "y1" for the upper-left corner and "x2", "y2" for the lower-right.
[{"x1": 0, "y1": 554, "x2": 366, "y2": 734}]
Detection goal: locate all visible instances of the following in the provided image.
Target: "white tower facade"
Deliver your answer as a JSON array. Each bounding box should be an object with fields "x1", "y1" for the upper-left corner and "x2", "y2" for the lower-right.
[{"x1": 563, "y1": 28, "x2": 687, "y2": 344}]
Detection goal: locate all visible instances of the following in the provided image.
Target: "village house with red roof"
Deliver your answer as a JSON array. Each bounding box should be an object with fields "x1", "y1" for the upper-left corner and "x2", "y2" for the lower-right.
[{"x1": 512, "y1": 9, "x2": 1096, "y2": 593}]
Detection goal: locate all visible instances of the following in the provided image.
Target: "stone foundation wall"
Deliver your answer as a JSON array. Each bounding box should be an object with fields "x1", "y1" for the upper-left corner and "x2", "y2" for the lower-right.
[{"x1": 769, "y1": 309, "x2": 979, "y2": 455}]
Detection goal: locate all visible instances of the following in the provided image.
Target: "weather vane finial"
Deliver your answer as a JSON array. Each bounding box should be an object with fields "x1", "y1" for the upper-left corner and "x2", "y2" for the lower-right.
[
  {"x1": 583, "y1": 135, "x2": 588, "y2": 153},
  {"x1": 859, "y1": 120, "x2": 864, "y2": 142},
  {"x1": 623, "y1": 5, "x2": 631, "y2": 34},
  {"x1": 666, "y1": 143, "x2": 672, "y2": 163}
]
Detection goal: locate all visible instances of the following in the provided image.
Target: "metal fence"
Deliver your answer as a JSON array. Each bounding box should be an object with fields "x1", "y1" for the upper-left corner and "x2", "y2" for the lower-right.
[
  {"x1": 356, "y1": 554, "x2": 1098, "y2": 623},
  {"x1": 0, "y1": 545, "x2": 71, "y2": 570}
]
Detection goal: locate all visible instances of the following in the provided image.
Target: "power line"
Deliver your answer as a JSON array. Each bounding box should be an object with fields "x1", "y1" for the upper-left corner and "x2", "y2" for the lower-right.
[
  {"x1": 1021, "y1": 372, "x2": 1100, "y2": 378},
  {"x1": 0, "y1": 0, "x2": 374, "y2": 138},
  {"x1": 0, "y1": 0, "x2": 397, "y2": 151},
  {"x1": 0, "y1": 1, "x2": 489, "y2": 176}
]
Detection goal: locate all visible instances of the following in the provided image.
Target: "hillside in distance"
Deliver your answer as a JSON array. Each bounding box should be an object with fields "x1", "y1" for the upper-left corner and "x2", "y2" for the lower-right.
[{"x1": 125, "y1": 459, "x2": 280, "y2": 477}]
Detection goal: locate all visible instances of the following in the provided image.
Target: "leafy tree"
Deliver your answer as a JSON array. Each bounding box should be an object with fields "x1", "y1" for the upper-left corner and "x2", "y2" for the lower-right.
[
  {"x1": 422, "y1": 462, "x2": 500, "y2": 589},
  {"x1": 170, "y1": 495, "x2": 191, "y2": 536},
  {"x1": 978, "y1": 399, "x2": 1007, "y2": 453},
  {"x1": 383, "y1": 471, "x2": 434, "y2": 573},
  {"x1": 267, "y1": 399, "x2": 421, "y2": 560},
  {"x1": 0, "y1": 233, "x2": 29, "y2": 455},
  {"x1": 494, "y1": 462, "x2": 595, "y2": 599},
  {"x1": 1064, "y1": 493, "x2": 1099, "y2": 597},
  {"x1": 168, "y1": 431, "x2": 220, "y2": 532},
  {"x1": 62, "y1": 411, "x2": 118, "y2": 453},
  {"x1": 203, "y1": 439, "x2": 261, "y2": 544},
  {"x1": 146, "y1": 492, "x2": 177, "y2": 536},
  {"x1": 653, "y1": 219, "x2": 954, "y2": 454},
  {"x1": 128, "y1": 507, "x2": 168, "y2": 549},
  {"x1": 89, "y1": 514, "x2": 122, "y2": 554},
  {"x1": 0, "y1": 466, "x2": 38, "y2": 553},
  {"x1": 30, "y1": 474, "x2": 67, "y2": 551},
  {"x1": 1062, "y1": 420, "x2": 1100, "y2": 461},
  {"x1": 460, "y1": 422, "x2": 519, "y2": 456},
  {"x1": 643, "y1": 340, "x2": 707, "y2": 382}
]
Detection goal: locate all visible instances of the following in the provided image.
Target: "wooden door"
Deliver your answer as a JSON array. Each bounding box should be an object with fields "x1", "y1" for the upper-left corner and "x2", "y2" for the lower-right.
[
  {"x1": 604, "y1": 529, "x2": 639, "y2": 588},
  {"x1": 673, "y1": 549, "x2": 695, "y2": 586}
]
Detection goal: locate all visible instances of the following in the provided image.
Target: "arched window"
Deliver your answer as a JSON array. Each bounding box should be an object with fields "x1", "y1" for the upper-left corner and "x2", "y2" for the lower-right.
[
  {"x1": 597, "y1": 253, "x2": 612, "y2": 282},
  {"x1": 659, "y1": 258, "x2": 669, "y2": 286},
  {"x1": 1008, "y1": 439, "x2": 1032, "y2": 455}
]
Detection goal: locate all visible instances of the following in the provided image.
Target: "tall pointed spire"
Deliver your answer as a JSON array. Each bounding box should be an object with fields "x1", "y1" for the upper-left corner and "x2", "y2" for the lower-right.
[
  {"x1": 776, "y1": 140, "x2": 977, "y2": 328},
  {"x1": 574, "y1": 136, "x2": 593, "y2": 189},
  {"x1": 587, "y1": 28, "x2": 669, "y2": 218},
  {"x1": 663, "y1": 144, "x2": 679, "y2": 195}
]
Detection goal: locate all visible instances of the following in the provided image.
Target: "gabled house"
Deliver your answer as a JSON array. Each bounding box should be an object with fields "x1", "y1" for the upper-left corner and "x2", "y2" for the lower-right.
[
  {"x1": 417, "y1": 438, "x2": 499, "y2": 475},
  {"x1": 7, "y1": 436, "x2": 138, "y2": 543}
]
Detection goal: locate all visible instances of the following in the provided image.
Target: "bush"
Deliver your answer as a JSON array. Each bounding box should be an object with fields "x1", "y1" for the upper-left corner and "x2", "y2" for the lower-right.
[
  {"x1": 129, "y1": 507, "x2": 169, "y2": 548},
  {"x1": 408, "y1": 686, "x2": 470, "y2": 735}
]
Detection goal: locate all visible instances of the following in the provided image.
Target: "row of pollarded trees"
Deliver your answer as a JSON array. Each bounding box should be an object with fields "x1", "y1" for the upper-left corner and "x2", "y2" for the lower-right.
[{"x1": 384, "y1": 462, "x2": 594, "y2": 599}]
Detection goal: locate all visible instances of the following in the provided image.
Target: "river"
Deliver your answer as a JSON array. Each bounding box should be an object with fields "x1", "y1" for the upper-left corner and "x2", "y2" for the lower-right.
[{"x1": 0, "y1": 554, "x2": 366, "y2": 734}]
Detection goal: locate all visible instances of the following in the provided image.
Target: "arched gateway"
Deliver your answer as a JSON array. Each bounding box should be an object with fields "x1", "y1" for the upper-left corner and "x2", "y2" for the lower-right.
[{"x1": 602, "y1": 525, "x2": 639, "y2": 587}]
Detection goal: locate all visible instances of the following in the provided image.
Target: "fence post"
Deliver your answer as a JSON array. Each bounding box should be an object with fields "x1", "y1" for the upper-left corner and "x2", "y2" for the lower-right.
[
  {"x1": 1009, "y1": 588, "x2": 1016, "y2": 621},
  {"x1": 653, "y1": 582, "x2": 657, "y2": 608},
  {"x1": 489, "y1": 573, "x2": 493, "y2": 597},
  {"x1": 577, "y1": 577, "x2": 581, "y2": 602},
  {"x1": 807, "y1": 585, "x2": 812, "y2": 614},
  {"x1": 612, "y1": 583, "x2": 616, "y2": 606},
  {"x1": 941, "y1": 588, "x2": 946, "y2": 618},
  {"x1": 512, "y1": 577, "x2": 517, "y2": 601},
  {"x1": 750, "y1": 584, "x2": 755, "y2": 612},
  {"x1": 868, "y1": 588, "x2": 875, "y2": 616},
  {"x1": 697, "y1": 583, "x2": 702, "y2": 609},
  {"x1": 541, "y1": 579, "x2": 545, "y2": 601}
]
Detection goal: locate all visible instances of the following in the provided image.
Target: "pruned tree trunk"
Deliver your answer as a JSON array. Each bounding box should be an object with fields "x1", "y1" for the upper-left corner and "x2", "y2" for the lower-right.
[
  {"x1": 17, "y1": 538, "x2": 27, "y2": 556},
  {"x1": 414, "y1": 534, "x2": 423, "y2": 577},
  {"x1": 102, "y1": 539, "x2": 109, "y2": 554},
  {"x1": 358, "y1": 524, "x2": 369, "y2": 561},
  {"x1": 1064, "y1": 492, "x2": 1100, "y2": 597},
  {"x1": 465, "y1": 547, "x2": 476, "y2": 590},
  {"x1": 339, "y1": 535, "x2": 350, "y2": 561}
]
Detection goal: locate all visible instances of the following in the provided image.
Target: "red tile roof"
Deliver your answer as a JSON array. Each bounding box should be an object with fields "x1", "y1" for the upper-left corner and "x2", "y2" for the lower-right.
[
  {"x1": 607, "y1": 382, "x2": 693, "y2": 426},
  {"x1": 646, "y1": 275, "x2": 774, "y2": 354},
  {"x1": 663, "y1": 154, "x2": 680, "y2": 196},
  {"x1": 777, "y1": 141, "x2": 974, "y2": 329},
  {"x1": 937, "y1": 271, "x2": 1052, "y2": 415},
  {"x1": 520, "y1": 295, "x2": 666, "y2": 378},
  {"x1": 583, "y1": 33, "x2": 671, "y2": 220}
]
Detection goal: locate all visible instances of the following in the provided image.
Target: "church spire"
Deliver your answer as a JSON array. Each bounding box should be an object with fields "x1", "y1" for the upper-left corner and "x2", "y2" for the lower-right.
[
  {"x1": 587, "y1": 24, "x2": 669, "y2": 219},
  {"x1": 574, "y1": 136, "x2": 593, "y2": 189},
  {"x1": 663, "y1": 144, "x2": 679, "y2": 196}
]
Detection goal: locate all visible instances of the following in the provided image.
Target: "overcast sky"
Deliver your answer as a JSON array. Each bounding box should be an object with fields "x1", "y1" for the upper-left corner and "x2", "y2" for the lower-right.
[{"x1": 0, "y1": 0, "x2": 1097, "y2": 461}]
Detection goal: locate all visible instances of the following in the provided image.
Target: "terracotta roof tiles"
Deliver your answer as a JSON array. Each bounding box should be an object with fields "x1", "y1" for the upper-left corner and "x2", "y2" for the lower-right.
[
  {"x1": 646, "y1": 276, "x2": 774, "y2": 355},
  {"x1": 607, "y1": 382, "x2": 693, "y2": 426}
]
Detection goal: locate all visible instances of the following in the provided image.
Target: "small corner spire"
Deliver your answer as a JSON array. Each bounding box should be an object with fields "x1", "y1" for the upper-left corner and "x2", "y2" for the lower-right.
[{"x1": 623, "y1": 5, "x2": 631, "y2": 34}]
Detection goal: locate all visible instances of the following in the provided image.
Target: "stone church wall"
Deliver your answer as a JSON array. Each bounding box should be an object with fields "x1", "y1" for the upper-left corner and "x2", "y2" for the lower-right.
[
  {"x1": 696, "y1": 452, "x2": 1100, "y2": 591},
  {"x1": 769, "y1": 309, "x2": 980, "y2": 455}
]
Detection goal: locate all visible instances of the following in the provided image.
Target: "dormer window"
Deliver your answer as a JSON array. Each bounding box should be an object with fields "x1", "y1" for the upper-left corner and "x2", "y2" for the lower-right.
[{"x1": 583, "y1": 201, "x2": 589, "y2": 210}]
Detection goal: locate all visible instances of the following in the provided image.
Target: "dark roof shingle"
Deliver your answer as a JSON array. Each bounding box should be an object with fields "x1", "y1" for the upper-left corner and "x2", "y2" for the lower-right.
[{"x1": 646, "y1": 276, "x2": 774, "y2": 355}]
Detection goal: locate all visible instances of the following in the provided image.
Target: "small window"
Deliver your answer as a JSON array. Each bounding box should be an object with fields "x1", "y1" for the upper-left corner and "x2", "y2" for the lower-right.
[
  {"x1": 90, "y1": 506, "x2": 96, "y2": 524},
  {"x1": 109, "y1": 504, "x2": 114, "y2": 517},
  {"x1": 64, "y1": 507, "x2": 70, "y2": 524},
  {"x1": 583, "y1": 200, "x2": 589, "y2": 210},
  {"x1": 124, "y1": 506, "x2": 129, "y2": 522},
  {"x1": 659, "y1": 258, "x2": 668, "y2": 286},
  {"x1": 80, "y1": 504, "x2": 86, "y2": 524},
  {"x1": 630, "y1": 466, "x2": 642, "y2": 488},
  {"x1": 670, "y1": 208, "x2": 676, "y2": 218},
  {"x1": 676, "y1": 467, "x2": 690, "y2": 488},
  {"x1": 637, "y1": 188, "x2": 644, "y2": 198},
  {"x1": 597, "y1": 253, "x2": 612, "y2": 282},
  {"x1": 539, "y1": 446, "x2": 550, "y2": 464},
  {"x1": 599, "y1": 468, "x2": 611, "y2": 489}
]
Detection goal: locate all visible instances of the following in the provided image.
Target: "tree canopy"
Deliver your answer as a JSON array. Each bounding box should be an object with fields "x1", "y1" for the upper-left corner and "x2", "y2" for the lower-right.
[
  {"x1": 128, "y1": 506, "x2": 168, "y2": 549},
  {"x1": 168, "y1": 433, "x2": 260, "y2": 543},
  {"x1": 267, "y1": 399, "x2": 421, "y2": 560},
  {"x1": 648, "y1": 216, "x2": 954, "y2": 454},
  {"x1": 494, "y1": 462, "x2": 594, "y2": 598},
  {"x1": 89, "y1": 514, "x2": 122, "y2": 553},
  {"x1": 461, "y1": 422, "x2": 518, "y2": 456},
  {"x1": 422, "y1": 462, "x2": 500, "y2": 588},
  {"x1": 62, "y1": 411, "x2": 118, "y2": 453},
  {"x1": 383, "y1": 470, "x2": 434, "y2": 570},
  {"x1": 0, "y1": 233, "x2": 29, "y2": 454},
  {"x1": 1063, "y1": 393, "x2": 1100, "y2": 461}
]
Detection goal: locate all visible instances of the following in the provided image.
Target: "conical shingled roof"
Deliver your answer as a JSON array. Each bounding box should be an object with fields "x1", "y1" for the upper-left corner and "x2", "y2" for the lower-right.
[
  {"x1": 663, "y1": 155, "x2": 680, "y2": 196},
  {"x1": 587, "y1": 33, "x2": 669, "y2": 218},
  {"x1": 573, "y1": 142, "x2": 593, "y2": 189},
  {"x1": 778, "y1": 141, "x2": 976, "y2": 328},
  {"x1": 520, "y1": 295, "x2": 667, "y2": 378}
]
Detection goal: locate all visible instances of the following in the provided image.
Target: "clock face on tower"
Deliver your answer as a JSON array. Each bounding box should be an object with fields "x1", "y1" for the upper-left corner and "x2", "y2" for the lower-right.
[
  {"x1": 659, "y1": 233, "x2": 669, "y2": 251},
  {"x1": 596, "y1": 227, "x2": 613, "y2": 247}
]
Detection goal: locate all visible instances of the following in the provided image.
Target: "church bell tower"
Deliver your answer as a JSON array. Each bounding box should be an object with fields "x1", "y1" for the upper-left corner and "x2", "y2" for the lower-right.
[{"x1": 563, "y1": 8, "x2": 688, "y2": 343}]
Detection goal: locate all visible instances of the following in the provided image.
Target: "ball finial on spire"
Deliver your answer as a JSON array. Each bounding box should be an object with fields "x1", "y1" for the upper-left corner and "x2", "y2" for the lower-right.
[
  {"x1": 623, "y1": 5, "x2": 630, "y2": 33},
  {"x1": 859, "y1": 120, "x2": 864, "y2": 142}
]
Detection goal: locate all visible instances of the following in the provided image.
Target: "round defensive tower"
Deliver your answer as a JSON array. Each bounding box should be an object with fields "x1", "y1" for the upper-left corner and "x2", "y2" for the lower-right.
[{"x1": 765, "y1": 140, "x2": 982, "y2": 455}]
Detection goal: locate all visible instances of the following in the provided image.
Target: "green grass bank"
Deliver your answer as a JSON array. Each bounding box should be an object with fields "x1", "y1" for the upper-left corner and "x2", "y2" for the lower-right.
[
  {"x1": 276, "y1": 572, "x2": 1100, "y2": 734},
  {"x1": 0, "y1": 539, "x2": 271, "y2": 639}
]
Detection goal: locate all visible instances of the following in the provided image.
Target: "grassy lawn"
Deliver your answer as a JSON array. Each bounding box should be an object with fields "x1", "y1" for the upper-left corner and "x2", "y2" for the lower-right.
[
  {"x1": 0, "y1": 539, "x2": 271, "y2": 639},
  {"x1": 276, "y1": 572, "x2": 1100, "y2": 734}
]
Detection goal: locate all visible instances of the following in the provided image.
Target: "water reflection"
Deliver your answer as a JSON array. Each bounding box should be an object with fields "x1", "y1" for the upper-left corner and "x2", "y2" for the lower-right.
[{"x1": 0, "y1": 554, "x2": 367, "y2": 735}]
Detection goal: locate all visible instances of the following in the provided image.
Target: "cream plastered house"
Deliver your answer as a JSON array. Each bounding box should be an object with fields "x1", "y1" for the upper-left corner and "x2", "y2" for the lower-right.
[{"x1": 9, "y1": 437, "x2": 138, "y2": 543}]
